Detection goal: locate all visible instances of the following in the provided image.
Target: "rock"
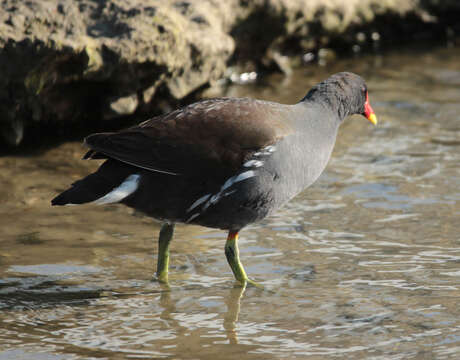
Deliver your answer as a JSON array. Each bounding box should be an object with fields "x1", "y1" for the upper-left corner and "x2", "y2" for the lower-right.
[
  {"x1": 0, "y1": 117, "x2": 23, "y2": 146},
  {"x1": 108, "y1": 94, "x2": 139, "y2": 118},
  {"x1": 0, "y1": 0, "x2": 459, "y2": 147},
  {"x1": 0, "y1": 0, "x2": 234, "y2": 146}
]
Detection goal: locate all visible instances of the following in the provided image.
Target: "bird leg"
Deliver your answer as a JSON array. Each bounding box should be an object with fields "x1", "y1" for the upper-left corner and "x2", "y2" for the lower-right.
[
  {"x1": 156, "y1": 222, "x2": 175, "y2": 283},
  {"x1": 225, "y1": 231, "x2": 262, "y2": 288}
]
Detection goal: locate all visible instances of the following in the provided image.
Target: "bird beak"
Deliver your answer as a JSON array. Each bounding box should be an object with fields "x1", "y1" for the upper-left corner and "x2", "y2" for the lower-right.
[{"x1": 363, "y1": 92, "x2": 377, "y2": 125}]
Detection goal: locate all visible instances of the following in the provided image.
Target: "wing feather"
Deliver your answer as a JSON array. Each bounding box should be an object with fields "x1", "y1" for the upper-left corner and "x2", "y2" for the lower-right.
[{"x1": 84, "y1": 98, "x2": 293, "y2": 177}]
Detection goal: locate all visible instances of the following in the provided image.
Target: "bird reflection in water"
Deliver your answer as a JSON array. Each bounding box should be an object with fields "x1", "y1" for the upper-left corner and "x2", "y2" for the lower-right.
[{"x1": 156, "y1": 282, "x2": 246, "y2": 345}]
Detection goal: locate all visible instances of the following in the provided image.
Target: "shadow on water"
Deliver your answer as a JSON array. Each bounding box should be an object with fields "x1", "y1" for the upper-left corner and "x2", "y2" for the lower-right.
[
  {"x1": 0, "y1": 279, "x2": 101, "y2": 311},
  {"x1": 1, "y1": 44, "x2": 460, "y2": 359}
]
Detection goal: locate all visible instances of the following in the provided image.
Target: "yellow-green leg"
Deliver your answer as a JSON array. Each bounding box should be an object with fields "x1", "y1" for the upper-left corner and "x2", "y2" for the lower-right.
[
  {"x1": 224, "y1": 231, "x2": 262, "y2": 288},
  {"x1": 156, "y1": 222, "x2": 175, "y2": 283}
]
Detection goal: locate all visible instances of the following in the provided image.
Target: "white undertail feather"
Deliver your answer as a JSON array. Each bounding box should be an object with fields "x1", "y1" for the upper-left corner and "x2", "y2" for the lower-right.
[{"x1": 93, "y1": 174, "x2": 141, "y2": 205}]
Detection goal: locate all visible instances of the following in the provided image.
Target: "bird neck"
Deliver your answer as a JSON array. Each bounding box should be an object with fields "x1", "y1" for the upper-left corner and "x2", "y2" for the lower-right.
[{"x1": 300, "y1": 85, "x2": 349, "y2": 121}]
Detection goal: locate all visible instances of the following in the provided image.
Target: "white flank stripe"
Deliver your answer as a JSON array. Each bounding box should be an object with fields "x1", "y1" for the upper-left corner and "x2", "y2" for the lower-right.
[
  {"x1": 93, "y1": 174, "x2": 140, "y2": 205},
  {"x1": 186, "y1": 213, "x2": 200, "y2": 223},
  {"x1": 223, "y1": 190, "x2": 237, "y2": 197},
  {"x1": 221, "y1": 170, "x2": 256, "y2": 191},
  {"x1": 254, "y1": 145, "x2": 276, "y2": 157},
  {"x1": 210, "y1": 194, "x2": 220, "y2": 204},
  {"x1": 185, "y1": 169, "x2": 257, "y2": 222},
  {"x1": 233, "y1": 170, "x2": 256, "y2": 183},
  {"x1": 243, "y1": 160, "x2": 264, "y2": 168},
  {"x1": 221, "y1": 177, "x2": 235, "y2": 191},
  {"x1": 186, "y1": 194, "x2": 211, "y2": 212}
]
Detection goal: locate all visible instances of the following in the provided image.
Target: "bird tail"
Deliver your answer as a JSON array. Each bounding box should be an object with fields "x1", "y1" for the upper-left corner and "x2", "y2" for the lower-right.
[{"x1": 51, "y1": 160, "x2": 138, "y2": 206}]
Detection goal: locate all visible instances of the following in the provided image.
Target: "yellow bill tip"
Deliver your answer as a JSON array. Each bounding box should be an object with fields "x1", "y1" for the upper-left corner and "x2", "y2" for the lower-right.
[{"x1": 367, "y1": 113, "x2": 378, "y2": 125}]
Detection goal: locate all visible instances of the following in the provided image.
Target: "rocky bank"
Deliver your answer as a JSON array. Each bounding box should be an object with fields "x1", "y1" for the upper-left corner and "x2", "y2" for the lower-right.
[{"x1": 0, "y1": 0, "x2": 459, "y2": 147}]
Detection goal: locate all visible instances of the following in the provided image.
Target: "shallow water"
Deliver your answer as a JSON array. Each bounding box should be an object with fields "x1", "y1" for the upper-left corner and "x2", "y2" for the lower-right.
[{"x1": 1, "y1": 46, "x2": 459, "y2": 359}]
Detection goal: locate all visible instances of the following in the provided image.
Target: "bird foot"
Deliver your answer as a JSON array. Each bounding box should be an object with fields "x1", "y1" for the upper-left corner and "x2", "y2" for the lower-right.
[
  {"x1": 234, "y1": 278, "x2": 264, "y2": 290},
  {"x1": 153, "y1": 272, "x2": 169, "y2": 285}
]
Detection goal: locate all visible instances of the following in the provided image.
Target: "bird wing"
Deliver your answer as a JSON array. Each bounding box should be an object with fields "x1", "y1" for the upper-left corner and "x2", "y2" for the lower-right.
[{"x1": 84, "y1": 98, "x2": 293, "y2": 177}]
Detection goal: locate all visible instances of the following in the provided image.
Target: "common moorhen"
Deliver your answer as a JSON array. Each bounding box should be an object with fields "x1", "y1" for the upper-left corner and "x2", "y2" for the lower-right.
[{"x1": 52, "y1": 72, "x2": 377, "y2": 287}]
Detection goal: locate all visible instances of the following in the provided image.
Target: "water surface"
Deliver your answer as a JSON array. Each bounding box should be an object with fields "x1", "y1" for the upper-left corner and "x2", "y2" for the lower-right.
[{"x1": 0, "y1": 46, "x2": 459, "y2": 359}]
